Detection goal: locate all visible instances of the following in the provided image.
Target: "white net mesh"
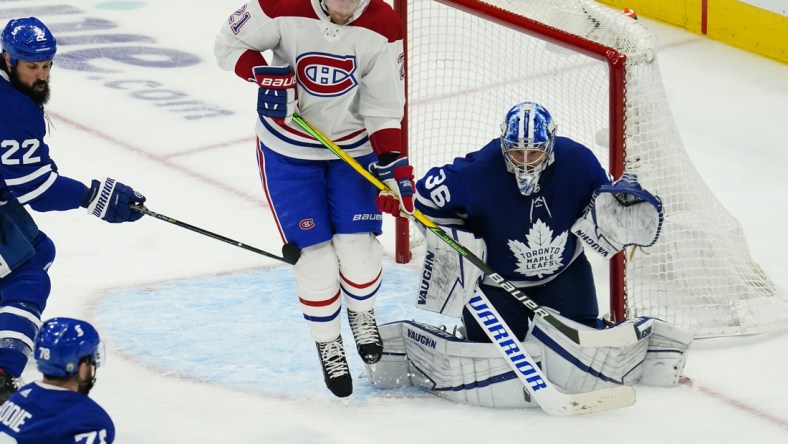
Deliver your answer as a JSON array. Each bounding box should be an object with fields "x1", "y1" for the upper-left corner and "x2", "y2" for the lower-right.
[{"x1": 399, "y1": 0, "x2": 788, "y2": 337}]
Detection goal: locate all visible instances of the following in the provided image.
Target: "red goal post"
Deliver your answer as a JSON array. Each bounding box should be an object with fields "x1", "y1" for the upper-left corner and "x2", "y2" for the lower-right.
[{"x1": 393, "y1": 0, "x2": 788, "y2": 337}]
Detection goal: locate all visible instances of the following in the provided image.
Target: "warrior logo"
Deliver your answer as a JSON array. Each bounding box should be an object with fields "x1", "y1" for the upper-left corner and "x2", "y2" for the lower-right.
[{"x1": 296, "y1": 53, "x2": 357, "y2": 97}]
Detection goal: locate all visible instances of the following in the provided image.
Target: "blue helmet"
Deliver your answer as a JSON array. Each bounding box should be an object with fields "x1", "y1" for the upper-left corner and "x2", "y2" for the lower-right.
[
  {"x1": 1, "y1": 17, "x2": 57, "y2": 66},
  {"x1": 34, "y1": 317, "x2": 104, "y2": 378},
  {"x1": 500, "y1": 102, "x2": 557, "y2": 195}
]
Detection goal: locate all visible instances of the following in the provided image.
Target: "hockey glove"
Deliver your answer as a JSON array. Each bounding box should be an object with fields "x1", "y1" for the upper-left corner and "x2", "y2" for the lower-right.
[
  {"x1": 571, "y1": 173, "x2": 663, "y2": 258},
  {"x1": 253, "y1": 65, "x2": 298, "y2": 124},
  {"x1": 84, "y1": 177, "x2": 147, "y2": 223},
  {"x1": 369, "y1": 153, "x2": 415, "y2": 216}
]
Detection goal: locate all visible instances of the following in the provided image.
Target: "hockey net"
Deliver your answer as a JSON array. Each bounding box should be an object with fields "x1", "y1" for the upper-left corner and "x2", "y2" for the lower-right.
[{"x1": 394, "y1": 0, "x2": 788, "y2": 337}]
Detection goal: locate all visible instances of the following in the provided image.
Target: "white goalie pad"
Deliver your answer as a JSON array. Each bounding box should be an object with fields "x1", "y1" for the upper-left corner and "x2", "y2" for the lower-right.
[
  {"x1": 369, "y1": 315, "x2": 692, "y2": 408},
  {"x1": 368, "y1": 321, "x2": 540, "y2": 408},
  {"x1": 640, "y1": 319, "x2": 694, "y2": 386},
  {"x1": 531, "y1": 311, "x2": 652, "y2": 393},
  {"x1": 532, "y1": 310, "x2": 693, "y2": 391},
  {"x1": 417, "y1": 227, "x2": 486, "y2": 317}
]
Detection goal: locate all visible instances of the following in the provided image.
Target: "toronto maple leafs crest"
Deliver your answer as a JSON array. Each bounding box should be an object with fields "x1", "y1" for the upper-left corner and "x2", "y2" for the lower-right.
[{"x1": 508, "y1": 219, "x2": 567, "y2": 278}]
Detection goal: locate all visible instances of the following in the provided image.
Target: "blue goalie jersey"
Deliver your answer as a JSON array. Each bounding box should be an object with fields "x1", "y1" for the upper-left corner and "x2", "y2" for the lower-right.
[
  {"x1": 415, "y1": 136, "x2": 610, "y2": 287},
  {"x1": 0, "y1": 381, "x2": 115, "y2": 443}
]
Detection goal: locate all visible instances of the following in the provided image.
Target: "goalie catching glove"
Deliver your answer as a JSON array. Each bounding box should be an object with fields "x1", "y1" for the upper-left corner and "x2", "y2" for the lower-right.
[
  {"x1": 369, "y1": 152, "x2": 415, "y2": 216},
  {"x1": 83, "y1": 177, "x2": 146, "y2": 223},
  {"x1": 253, "y1": 65, "x2": 298, "y2": 124},
  {"x1": 572, "y1": 173, "x2": 663, "y2": 258}
]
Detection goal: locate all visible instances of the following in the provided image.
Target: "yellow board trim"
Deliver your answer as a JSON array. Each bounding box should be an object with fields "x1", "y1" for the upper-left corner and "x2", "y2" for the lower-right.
[{"x1": 600, "y1": 0, "x2": 787, "y2": 63}]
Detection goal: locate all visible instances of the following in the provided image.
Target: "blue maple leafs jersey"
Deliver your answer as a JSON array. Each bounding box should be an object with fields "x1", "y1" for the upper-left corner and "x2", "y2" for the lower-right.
[
  {"x1": 0, "y1": 73, "x2": 88, "y2": 212},
  {"x1": 0, "y1": 381, "x2": 114, "y2": 443},
  {"x1": 415, "y1": 137, "x2": 610, "y2": 285}
]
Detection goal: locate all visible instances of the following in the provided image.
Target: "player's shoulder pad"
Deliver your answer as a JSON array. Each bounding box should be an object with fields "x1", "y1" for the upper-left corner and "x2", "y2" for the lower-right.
[
  {"x1": 257, "y1": 0, "x2": 318, "y2": 20},
  {"x1": 553, "y1": 136, "x2": 597, "y2": 159},
  {"x1": 351, "y1": 0, "x2": 404, "y2": 42}
]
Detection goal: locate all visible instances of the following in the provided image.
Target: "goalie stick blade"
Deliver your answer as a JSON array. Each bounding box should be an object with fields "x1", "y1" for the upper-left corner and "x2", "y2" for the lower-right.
[{"x1": 541, "y1": 385, "x2": 636, "y2": 416}]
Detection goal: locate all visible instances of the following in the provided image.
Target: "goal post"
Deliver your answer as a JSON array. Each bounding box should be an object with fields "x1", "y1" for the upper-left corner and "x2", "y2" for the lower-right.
[{"x1": 394, "y1": 0, "x2": 788, "y2": 337}]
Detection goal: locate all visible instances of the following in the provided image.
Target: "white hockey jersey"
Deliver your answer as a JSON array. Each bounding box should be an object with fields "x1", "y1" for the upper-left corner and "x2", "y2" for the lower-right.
[{"x1": 214, "y1": 0, "x2": 406, "y2": 160}]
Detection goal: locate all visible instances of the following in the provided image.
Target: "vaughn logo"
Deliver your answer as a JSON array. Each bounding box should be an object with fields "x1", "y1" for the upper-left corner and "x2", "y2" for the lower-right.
[
  {"x1": 418, "y1": 251, "x2": 435, "y2": 305},
  {"x1": 406, "y1": 328, "x2": 437, "y2": 349}
]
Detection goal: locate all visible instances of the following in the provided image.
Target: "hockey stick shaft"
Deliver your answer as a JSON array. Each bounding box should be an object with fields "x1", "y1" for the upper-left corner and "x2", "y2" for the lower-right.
[
  {"x1": 466, "y1": 290, "x2": 635, "y2": 415},
  {"x1": 292, "y1": 113, "x2": 644, "y2": 346},
  {"x1": 131, "y1": 205, "x2": 300, "y2": 265}
]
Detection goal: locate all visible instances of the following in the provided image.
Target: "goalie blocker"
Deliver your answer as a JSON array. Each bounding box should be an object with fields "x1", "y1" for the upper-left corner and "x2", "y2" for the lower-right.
[{"x1": 368, "y1": 308, "x2": 693, "y2": 408}]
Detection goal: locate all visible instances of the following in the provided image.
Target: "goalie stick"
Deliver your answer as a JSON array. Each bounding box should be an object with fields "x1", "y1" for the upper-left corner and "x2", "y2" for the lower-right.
[
  {"x1": 131, "y1": 205, "x2": 301, "y2": 265},
  {"x1": 291, "y1": 113, "x2": 647, "y2": 347},
  {"x1": 466, "y1": 289, "x2": 635, "y2": 415}
]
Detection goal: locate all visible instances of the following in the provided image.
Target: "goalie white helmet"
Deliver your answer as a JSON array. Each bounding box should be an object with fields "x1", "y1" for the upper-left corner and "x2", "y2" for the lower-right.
[{"x1": 500, "y1": 102, "x2": 557, "y2": 196}]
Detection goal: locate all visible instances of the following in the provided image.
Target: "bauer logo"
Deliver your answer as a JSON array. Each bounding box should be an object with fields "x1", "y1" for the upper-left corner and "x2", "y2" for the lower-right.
[
  {"x1": 259, "y1": 77, "x2": 296, "y2": 88},
  {"x1": 352, "y1": 213, "x2": 382, "y2": 222},
  {"x1": 296, "y1": 53, "x2": 357, "y2": 97}
]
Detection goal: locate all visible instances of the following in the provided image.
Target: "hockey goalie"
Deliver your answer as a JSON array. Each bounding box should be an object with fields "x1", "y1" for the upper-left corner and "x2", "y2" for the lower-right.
[{"x1": 367, "y1": 102, "x2": 693, "y2": 409}]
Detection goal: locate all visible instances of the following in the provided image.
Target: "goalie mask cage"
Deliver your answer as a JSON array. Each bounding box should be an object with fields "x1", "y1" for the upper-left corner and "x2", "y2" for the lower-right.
[{"x1": 393, "y1": 0, "x2": 788, "y2": 338}]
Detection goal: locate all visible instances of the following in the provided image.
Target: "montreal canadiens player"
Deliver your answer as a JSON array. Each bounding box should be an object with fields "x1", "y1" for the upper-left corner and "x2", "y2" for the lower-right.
[
  {"x1": 0, "y1": 17, "x2": 146, "y2": 402},
  {"x1": 366, "y1": 102, "x2": 693, "y2": 408},
  {"x1": 214, "y1": 0, "x2": 413, "y2": 398}
]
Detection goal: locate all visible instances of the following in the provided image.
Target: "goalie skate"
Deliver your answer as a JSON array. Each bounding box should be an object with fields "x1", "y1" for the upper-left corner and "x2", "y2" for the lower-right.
[
  {"x1": 347, "y1": 309, "x2": 383, "y2": 364},
  {"x1": 316, "y1": 336, "x2": 352, "y2": 398}
]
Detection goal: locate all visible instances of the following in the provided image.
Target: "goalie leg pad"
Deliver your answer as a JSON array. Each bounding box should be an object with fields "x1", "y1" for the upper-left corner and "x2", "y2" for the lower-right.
[
  {"x1": 369, "y1": 320, "x2": 540, "y2": 408},
  {"x1": 418, "y1": 227, "x2": 486, "y2": 317},
  {"x1": 367, "y1": 322, "x2": 412, "y2": 388},
  {"x1": 640, "y1": 319, "x2": 694, "y2": 386},
  {"x1": 531, "y1": 310, "x2": 652, "y2": 393}
]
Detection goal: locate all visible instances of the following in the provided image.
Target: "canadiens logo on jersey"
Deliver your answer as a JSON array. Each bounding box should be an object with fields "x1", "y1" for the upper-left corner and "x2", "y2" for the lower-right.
[
  {"x1": 296, "y1": 53, "x2": 358, "y2": 97},
  {"x1": 507, "y1": 219, "x2": 567, "y2": 279},
  {"x1": 300, "y1": 219, "x2": 316, "y2": 230}
]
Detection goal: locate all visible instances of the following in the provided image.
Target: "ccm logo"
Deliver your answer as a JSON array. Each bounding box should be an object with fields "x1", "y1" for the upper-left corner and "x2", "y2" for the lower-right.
[
  {"x1": 259, "y1": 77, "x2": 296, "y2": 88},
  {"x1": 299, "y1": 219, "x2": 315, "y2": 230}
]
